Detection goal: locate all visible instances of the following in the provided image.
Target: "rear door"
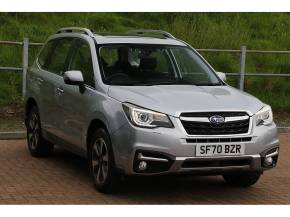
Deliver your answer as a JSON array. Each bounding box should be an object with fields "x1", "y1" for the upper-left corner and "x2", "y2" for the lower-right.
[
  {"x1": 37, "y1": 37, "x2": 74, "y2": 138},
  {"x1": 30, "y1": 40, "x2": 56, "y2": 130}
]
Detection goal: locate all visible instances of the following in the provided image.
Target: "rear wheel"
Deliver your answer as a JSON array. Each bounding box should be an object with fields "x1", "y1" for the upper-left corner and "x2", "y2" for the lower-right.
[
  {"x1": 223, "y1": 172, "x2": 261, "y2": 187},
  {"x1": 26, "y1": 106, "x2": 53, "y2": 157},
  {"x1": 89, "y1": 128, "x2": 120, "y2": 193}
]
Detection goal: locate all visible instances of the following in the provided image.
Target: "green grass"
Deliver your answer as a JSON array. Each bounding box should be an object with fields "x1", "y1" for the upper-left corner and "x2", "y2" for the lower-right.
[
  {"x1": 0, "y1": 71, "x2": 22, "y2": 105},
  {"x1": 0, "y1": 12, "x2": 290, "y2": 113}
]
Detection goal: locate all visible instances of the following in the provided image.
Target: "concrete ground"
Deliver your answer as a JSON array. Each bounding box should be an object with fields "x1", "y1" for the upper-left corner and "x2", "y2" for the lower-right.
[{"x1": 0, "y1": 133, "x2": 289, "y2": 204}]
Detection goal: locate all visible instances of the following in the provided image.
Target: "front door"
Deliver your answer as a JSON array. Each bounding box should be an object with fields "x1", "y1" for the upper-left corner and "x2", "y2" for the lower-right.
[{"x1": 58, "y1": 38, "x2": 96, "y2": 150}]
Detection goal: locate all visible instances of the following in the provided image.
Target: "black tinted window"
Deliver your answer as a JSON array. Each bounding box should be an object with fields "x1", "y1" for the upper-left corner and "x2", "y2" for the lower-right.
[
  {"x1": 69, "y1": 39, "x2": 94, "y2": 87},
  {"x1": 47, "y1": 38, "x2": 73, "y2": 75},
  {"x1": 99, "y1": 45, "x2": 177, "y2": 85},
  {"x1": 99, "y1": 45, "x2": 221, "y2": 86}
]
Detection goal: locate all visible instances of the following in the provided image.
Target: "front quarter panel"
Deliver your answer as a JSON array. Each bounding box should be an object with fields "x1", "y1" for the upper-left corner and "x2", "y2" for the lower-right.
[{"x1": 84, "y1": 92, "x2": 128, "y2": 155}]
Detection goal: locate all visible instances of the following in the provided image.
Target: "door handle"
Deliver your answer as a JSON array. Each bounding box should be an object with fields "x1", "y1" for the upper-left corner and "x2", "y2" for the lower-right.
[
  {"x1": 36, "y1": 77, "x2": 44, "y2": 85},
  {"x1": 56, "y1": 87, "x2": 64, "y2": 95}
]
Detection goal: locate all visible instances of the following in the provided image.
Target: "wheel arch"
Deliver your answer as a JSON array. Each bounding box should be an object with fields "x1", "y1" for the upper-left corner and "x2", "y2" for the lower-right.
[
  {"x1": 25, "y1": 97, "x2": 38, "y2": 125},
  {"x1": 86, "y1": 119, "x2": 110, "y2": 155}
]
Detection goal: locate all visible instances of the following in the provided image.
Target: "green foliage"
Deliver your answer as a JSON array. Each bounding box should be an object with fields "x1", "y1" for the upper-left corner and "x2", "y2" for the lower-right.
[
  {"x1": 0, "y1": 71, "x2": 22, "y2": 105},
  {"x1": 0, "y1": 12, "x2": 289, "y2": 112}
]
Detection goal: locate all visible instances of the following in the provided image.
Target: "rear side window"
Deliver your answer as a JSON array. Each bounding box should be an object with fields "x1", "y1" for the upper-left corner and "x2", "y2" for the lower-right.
[
  {"x1": 69, "y1": 39, "x2": 94, "y2": 87},
  {"x1": 47, "y1": 38, "x2": 73, "y2": 75}
]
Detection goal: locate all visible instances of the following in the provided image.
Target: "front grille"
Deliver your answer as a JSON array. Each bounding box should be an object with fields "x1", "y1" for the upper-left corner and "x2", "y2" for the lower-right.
[
  {"x1": 186, "y1": 137, "x2": 252, "y2": 143},
  {"x1": 181, "y1": 111, "x2": 248, "y2": 117},
  {"x1": 180, "y1": 112, "x2": 250, "y2": 135},
  {"x1": 182, "y1": 159, "x2": 251, "y2": 168}
]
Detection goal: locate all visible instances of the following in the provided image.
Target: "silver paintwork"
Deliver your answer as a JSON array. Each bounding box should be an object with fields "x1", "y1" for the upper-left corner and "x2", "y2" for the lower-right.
[
  {"x1": 137, "y1": 153, "x2": 169, "y2": 162},
  {"x1": 216, "y1": 72, "x2": 227, "y2": 82},
  {"x1": 94, "y1": 35, "x2": 186, "y2": 46},
  {"x1": 265, "y1": 149, "x2": 279, "y2": 158},
  {"x1": 25, "y1": 28, "x2": 280, "y2": 176},
  {"x1": 63, "y1": 70, "x2": 84, "y2": 83},
  {"x1": 108, "y1": 86, "x2": 264, "y2": 118}
]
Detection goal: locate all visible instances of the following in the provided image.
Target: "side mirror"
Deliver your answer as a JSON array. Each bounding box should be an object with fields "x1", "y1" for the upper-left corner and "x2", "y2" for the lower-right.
[
  {"x1": 63, "y1": 70, "x2": 84, "y2": 86},
  {"x1": 216, "y1": 72, "x2": 227, "y2": 82}
]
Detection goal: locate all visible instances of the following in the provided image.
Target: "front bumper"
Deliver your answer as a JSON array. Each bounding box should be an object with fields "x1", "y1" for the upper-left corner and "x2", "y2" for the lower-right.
[{"x1": 111, "y1": 116, "x2": 280, "y2": 175}]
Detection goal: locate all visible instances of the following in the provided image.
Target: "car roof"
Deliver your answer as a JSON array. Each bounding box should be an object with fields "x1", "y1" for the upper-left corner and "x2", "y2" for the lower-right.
[{"x1": 93, "y1": 34, "x2": 187, "y2": 46}]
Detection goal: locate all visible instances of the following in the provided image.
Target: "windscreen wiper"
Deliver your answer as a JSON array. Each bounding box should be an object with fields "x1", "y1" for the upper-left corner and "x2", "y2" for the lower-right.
[
  {"x1": 193, "y1": 82, "x2": 224, "y2": 86},
  {"x1": 147, "y1": 80, "x2": 198, "y2": 85}
]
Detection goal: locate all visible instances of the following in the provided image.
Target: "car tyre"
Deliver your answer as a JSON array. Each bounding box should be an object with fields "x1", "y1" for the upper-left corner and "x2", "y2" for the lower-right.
[
  {"x1": 89, "y1": 128, "x2": 120, "y2": 193},
  {"x1": 223, "y1": 172, "x2": 261, "y2": 187},
  {"x1": 26, "y1": 106, "x2": 54, "y2": 157}
]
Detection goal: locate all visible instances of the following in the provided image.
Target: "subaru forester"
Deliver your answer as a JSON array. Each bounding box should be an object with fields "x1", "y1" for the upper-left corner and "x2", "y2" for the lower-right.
[{"x1": 25, "y1": 27, "x2": 279, "y2": 193}]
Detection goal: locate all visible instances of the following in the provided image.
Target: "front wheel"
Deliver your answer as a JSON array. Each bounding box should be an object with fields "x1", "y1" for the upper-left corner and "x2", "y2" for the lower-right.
[
  {"x1": 223, "y1": 172, "x2": 261, "y2": 187},
  {"x1": 89, "y1": 128, "x2": 120, "y2": 193}
]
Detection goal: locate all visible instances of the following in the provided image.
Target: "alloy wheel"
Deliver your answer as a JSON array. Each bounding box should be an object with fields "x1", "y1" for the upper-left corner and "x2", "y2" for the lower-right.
[
  {"x1": 28, "y1": 113, "x2": 39, "y2": 150},
  {"x1": 92, "y1": 138, "x2": 109, "y2": 185}
]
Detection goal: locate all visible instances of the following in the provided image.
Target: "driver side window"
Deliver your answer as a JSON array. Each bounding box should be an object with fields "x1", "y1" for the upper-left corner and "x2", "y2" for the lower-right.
[{"x1": 69, "y1": 39, "x2": 95, "y2": 87}]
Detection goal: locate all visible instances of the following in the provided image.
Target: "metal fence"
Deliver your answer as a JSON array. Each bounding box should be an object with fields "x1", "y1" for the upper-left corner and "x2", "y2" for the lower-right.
[
  {"x1": 1, "y1": 38, "x2": 290, "y2": 98},
  {"x1": 0, "y1": 38, "x2": 43, "y2": 97}
]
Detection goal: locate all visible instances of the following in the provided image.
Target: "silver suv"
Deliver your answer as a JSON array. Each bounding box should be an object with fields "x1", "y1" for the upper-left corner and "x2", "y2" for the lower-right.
[{"x1": 25, "y1": 27, "x2": 279, "y2": 193}]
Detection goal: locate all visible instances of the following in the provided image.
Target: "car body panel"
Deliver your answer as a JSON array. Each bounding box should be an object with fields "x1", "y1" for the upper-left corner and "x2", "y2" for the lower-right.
[
  {"x1": 108, "y1": 85, "x2": 264, "y2": 117},
  {"x1": 93, "y1": 35, "x2": 187, "y2": 46}
]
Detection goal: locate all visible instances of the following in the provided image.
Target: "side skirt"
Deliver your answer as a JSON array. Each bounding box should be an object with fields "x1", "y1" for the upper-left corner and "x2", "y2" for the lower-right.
[{"x1": 42, "y1": 129, "x2": 87, "y2": 158}]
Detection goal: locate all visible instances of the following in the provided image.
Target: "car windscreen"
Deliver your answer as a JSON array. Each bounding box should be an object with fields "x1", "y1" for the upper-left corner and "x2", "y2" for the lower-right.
[{"x1": 98, "y1": 44, "x2": 222, "y2": 86}]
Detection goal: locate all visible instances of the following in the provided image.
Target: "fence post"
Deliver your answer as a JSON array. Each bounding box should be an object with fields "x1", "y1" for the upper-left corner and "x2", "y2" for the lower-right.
[
  {"x1": 239, "y1": 46, "x2": 246, "y2": 90},
  {"x1": 22, "y1": 38, "x2": 29, "y2": 98}
]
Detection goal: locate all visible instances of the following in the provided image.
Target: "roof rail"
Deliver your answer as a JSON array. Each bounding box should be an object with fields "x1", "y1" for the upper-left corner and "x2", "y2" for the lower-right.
[
  {"x1": 127, "y1": 29, "x2": 176, "y2": 39},
  {"x1": 56, "y1": 27, "x2": 95, "y2": 37}
]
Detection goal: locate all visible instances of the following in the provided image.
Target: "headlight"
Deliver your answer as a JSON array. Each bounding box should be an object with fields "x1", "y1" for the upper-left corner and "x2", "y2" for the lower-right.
[
  {"x1": 122, "y1": 103, "x2": 173, "y2": 128},
  {"x1": 254, "y1": 105, "x2": 273, "y2": 126}
]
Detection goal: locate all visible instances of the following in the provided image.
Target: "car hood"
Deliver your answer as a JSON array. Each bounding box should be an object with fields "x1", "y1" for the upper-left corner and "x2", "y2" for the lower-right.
[{"x1": 108, "y1": 85, "x2": 264, "y2": 117}]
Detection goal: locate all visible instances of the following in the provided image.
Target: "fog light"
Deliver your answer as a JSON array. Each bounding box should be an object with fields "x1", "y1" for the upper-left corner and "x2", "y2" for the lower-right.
[
  {"x1": 264, "y1": 157, "x2": 273, "y2": 167},
  {"x1": 138, "y1": 161, "x2": 147, "y2": 171}
]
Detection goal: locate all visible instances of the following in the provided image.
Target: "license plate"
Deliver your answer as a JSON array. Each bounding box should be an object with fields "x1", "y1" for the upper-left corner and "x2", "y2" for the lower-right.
[{"x1": 195, "y1": 144, "x2": 245, "y2": 157}]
